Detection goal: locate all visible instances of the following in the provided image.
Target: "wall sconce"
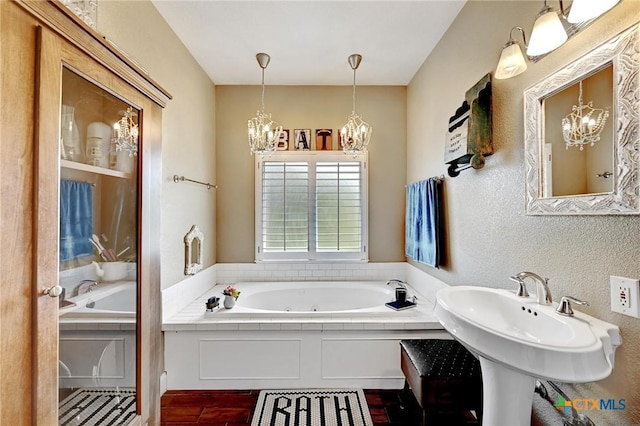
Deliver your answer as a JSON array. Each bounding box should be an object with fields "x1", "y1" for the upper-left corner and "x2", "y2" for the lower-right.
[
  {"x1": 526, "y1": 1, "x2": 568, "y2": 56},
  {"x1": 495, "y1": 0, "x2": 621, "y2": 80},
  {"x1": 567, "y1": 0, "x2": 620, "y2": 23},
  {"x1": 495, "y1": 27, "x2": 528, "y2": 80}
]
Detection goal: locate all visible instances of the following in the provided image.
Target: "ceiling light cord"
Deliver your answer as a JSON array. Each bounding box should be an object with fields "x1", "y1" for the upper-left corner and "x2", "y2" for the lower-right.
[
  {"x1": 352, "y1": 67, "x2": 357, "y2": 115},
  {"x1": 261, "y1": 67, "x2": 266, "y2": 113}
]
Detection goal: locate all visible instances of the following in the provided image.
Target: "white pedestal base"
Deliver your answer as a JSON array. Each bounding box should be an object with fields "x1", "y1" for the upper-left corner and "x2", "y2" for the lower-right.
[{"x1": 479, "y1": 357, "x2": 537, "y2": 426}]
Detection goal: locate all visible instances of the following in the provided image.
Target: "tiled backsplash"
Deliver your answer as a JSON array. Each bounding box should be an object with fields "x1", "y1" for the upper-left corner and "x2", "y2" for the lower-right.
[
  {"x1": 59, "y1": 262, "x2": 137, "y2": 294},
  {"x1": 216, "y1": 262, "x2": 407, "y2": 283}
]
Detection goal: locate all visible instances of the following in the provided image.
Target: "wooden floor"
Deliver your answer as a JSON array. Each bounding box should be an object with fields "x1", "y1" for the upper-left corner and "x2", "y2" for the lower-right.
[{"x1": 160, "y1": 389, "x2": 424, "y2": 425}]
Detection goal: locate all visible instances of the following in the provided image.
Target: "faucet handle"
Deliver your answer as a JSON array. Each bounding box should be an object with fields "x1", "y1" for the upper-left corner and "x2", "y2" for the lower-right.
[
  {"x1": 555, "y1": 296, "x2": 589, "y2": 316},
  {"x1": 509, "y1": 275, "x2": 529, "y2": 298}
]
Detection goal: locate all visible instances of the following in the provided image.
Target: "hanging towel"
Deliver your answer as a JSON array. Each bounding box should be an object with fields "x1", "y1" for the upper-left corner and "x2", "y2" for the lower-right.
[
  {"x1": 405, "y1": 178, "x2": 442, "y2": 268},
  {"x1": 60, "y1": 180, "x2": 94, "y2": 261}
]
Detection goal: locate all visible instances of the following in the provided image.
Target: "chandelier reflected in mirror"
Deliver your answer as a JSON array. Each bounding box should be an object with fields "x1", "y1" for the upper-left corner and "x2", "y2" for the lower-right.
[
  {"x1": 248, "y1": 53, "x2": 282, "y2": 156},
  {"x1": 562, "y1": 80, "x2": 609, "y2": 150},
  {"x1": 341, "y1": 54, "x2": 372, "y2": 157},
  {"x1": 113, "y1": 106, "x2": 139, "y2": 156}
]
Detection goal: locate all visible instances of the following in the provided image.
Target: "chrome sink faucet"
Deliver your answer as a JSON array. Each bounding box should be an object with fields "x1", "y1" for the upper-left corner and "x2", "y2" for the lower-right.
[{"x1": 510, "y1": 271, "x2": 552, "y2": 305}]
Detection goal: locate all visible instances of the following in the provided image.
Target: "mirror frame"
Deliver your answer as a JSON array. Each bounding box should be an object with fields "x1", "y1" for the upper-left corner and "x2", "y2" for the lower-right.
[
  {"x1": 184, "y1": 225, "x2": 204, "y2": 275},
  {"x1": 524, "y1": 24, "x2": 639, "y2": 215}
]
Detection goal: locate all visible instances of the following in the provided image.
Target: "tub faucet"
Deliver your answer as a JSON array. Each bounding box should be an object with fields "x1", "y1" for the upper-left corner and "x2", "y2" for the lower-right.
[
  {"x1": 386, "y1": 279, "x2": 407, "y2": 289},
  {"x1": 74, "y1": 279, "x2": 98, "y2": 297},
  {"x1": 510, "y1": 271, "x2": 552, "y2": 305}
]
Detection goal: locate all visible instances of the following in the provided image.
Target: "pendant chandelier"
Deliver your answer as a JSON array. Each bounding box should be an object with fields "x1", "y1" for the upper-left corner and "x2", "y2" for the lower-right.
[
  {"x1": 113, "y1": 106, "x2": 139, "y2": 156},
  {"x1": 340, "y1": 54, "x2": 372, "y2": 157},
  {"x1": 561, "y1": 80, "x2": 609, "y2": 151},
  {"x1": 248, "y1": 53, "x2": 282, "y2": 156}
]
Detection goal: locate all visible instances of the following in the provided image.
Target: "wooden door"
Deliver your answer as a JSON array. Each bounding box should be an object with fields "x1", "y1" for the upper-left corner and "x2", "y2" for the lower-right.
[
  {"x1": 0, "y1": 2, "x2": 40, "y2": 423},
  {"x1": 1, "y1": 1, "x2": 168, "y2": 423}
]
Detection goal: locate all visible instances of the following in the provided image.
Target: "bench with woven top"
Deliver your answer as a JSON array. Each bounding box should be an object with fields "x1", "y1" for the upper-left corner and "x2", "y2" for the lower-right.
[{"x1": 400, "y1": 339, "x2": 483, "y2": 425}]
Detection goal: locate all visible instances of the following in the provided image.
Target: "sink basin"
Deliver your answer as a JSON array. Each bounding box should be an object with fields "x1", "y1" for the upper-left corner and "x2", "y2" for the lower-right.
[
  {"x1": 435, "y1": 286, "x2": 620, "y2": 382},
  {"x1": 434, "y1": 285, "x2": 621, "y2": 425}
]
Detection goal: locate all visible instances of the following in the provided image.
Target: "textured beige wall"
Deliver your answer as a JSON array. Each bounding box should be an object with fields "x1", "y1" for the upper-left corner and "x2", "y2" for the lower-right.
[
  {"x1": 216, "y1": 85, "x2": 406, "y2": 262},
  {"x1": 97, "y1": 0, "x2": 216, "y2": 290},
  {"x1": 408, "y1": 1, "x2": 640, "y2": 424}
]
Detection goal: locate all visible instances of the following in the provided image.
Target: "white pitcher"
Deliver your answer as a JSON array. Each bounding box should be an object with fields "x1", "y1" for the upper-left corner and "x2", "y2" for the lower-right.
[{"x1": 92, "y1": 261, "x2": 128, "y2": 282}]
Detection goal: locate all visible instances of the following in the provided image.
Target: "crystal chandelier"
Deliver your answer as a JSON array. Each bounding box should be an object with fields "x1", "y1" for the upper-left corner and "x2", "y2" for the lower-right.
[
  {"x1": 248, "y1": 53, "x2": 282, "y2": 156},
  {"x1": 561, "y1": 80, "x2": 609, "y2": 150},
  {"x1": 113, "y1": 106, "x2": 139, "y2": 156},
  {"x1": 341, "y1": 54, "x2": 372, "y2": 157}
]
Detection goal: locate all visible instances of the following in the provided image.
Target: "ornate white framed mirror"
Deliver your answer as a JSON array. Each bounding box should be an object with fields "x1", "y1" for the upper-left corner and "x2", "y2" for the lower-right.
[
  {"x1": 524, "y1": 23, "x2": 638, "y2": 215},
  {"x1": 184, "y1": 225, "x2": 204, "y2": 275}
]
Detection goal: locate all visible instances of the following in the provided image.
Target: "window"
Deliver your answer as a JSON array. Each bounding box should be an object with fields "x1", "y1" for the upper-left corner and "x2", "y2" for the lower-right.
[{"x1": 256, "y1": 152, "x2": 368, "y2": 261}]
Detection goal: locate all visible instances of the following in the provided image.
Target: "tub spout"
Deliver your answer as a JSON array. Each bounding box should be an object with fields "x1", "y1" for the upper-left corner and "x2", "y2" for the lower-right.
[
  {"x1": 386, "y1": 279, "x2": 407, "y2": 290},
  {"x1": 74, "y1": 279, "x2": 98, "y2": 297}
]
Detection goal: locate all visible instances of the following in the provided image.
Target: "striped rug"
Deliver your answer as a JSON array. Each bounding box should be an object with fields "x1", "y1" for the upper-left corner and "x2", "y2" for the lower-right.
[
  {"x1": 59, "y1": 388, "x2": 136, "y2": 426},
  {"x1": 251, "y1": 389, "x2": 374, "y2": 426}
]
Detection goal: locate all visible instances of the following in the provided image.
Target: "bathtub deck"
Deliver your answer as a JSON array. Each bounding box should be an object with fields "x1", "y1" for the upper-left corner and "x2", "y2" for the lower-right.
[{"x1": 163, "y1": 285, "x2": 443, "y2": 332}]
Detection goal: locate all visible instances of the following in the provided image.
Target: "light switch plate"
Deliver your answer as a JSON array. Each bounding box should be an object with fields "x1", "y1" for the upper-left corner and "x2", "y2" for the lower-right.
[{"x1": 610, "y1": 276, "x2": 640, "y2": 317}]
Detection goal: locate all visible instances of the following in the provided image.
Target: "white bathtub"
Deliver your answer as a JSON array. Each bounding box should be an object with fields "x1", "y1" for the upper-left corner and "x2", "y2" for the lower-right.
[
  {"x1": 219, "y1": 281, "x2": 406, "y2": 315},
  {"x1": 164, "y1": 280, "x2": 449, "y2": 390},
  {"x1": 61, "y1": 281, "x2": 136, "y2": 318}
]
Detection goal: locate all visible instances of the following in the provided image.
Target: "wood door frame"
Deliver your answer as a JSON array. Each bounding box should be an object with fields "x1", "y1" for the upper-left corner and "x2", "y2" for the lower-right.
[
  {"x1": 33, "y1": 23, "x2": 165, "y2": 426},
  {"x1": 33, "y1": 24, "x2": 63, "y2": 424}
]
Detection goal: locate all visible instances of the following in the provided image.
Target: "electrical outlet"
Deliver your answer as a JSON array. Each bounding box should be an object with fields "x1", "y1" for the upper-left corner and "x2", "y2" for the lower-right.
[
  {"x1": 619, "y1": 286, "x2": 630, "y2": 308},
  {"x1": 610, "y1": 276, "x2": 640, "y2": 317}
]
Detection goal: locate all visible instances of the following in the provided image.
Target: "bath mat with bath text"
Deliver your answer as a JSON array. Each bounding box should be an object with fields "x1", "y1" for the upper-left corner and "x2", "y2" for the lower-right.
[
  {"x1": 59, "y1": 387, "x2": 136, "y2": 426},
  {"x1": 251, "y1": 389, "x2": 374, "y2": 426}
]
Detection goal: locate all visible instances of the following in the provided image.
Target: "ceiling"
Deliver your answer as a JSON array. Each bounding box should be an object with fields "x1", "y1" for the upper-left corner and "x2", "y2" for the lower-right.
[{"x1": 150, "y1": 1, "x2": 467, "y2": 86}]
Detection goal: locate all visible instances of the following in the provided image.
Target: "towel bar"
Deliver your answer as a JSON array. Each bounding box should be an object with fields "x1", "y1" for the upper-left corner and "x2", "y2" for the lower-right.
[{"x1": 173, "y1": 174, "x2": 217, "y2": 190}]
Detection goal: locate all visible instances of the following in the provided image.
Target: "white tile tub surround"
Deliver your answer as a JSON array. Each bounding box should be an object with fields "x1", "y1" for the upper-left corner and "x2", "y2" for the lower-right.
[
  {"x1": 162, "y1": 262, "x2": 409, "y2": 322},
  {"x1": 216, "y1": 261, "x2": 408, "y2": 283},
  {"x1": 162, "y1": 263, "x2": 451, "y2": 390},
  {"x1": 162, "y1": 265, "x2": 217, "y2": 320},
  {"x1": 406, "y1": 263, "x2": 450, "y2": 310}
]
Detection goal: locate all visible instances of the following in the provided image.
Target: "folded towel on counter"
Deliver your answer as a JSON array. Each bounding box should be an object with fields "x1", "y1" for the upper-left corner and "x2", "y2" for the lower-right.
[
  {"x1": 60, "y1": 180, "x2": 94, "y2": 261},
  {"x1": 405, "y1": 177, "x2": 442, "y2": 268}
]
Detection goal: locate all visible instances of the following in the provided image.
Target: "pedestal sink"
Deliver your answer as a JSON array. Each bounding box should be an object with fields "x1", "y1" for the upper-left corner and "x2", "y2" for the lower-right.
[{"x1": 434, "y1": 286, "x2": 621, "y2": 426}]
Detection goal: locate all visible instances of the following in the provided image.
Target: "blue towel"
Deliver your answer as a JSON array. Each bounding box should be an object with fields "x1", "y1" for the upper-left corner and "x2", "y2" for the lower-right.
[
  {"x1": 405, "y1": 178, "x2": 441, "y2": 268},
  {"x1": 60, "y1": 180, "x2": 94, "y2": 261}
]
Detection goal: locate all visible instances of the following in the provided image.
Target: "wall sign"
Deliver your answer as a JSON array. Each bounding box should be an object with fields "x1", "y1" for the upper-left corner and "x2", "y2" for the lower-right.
[{"x1": 444, "y1": 73, "x2": 493, "y2": 177}]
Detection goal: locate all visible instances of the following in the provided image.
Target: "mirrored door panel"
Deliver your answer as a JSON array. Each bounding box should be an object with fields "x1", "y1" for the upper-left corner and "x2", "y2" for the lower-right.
[{"x1": 58, "y1": 67, "x2": 139, "y2": 425}]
